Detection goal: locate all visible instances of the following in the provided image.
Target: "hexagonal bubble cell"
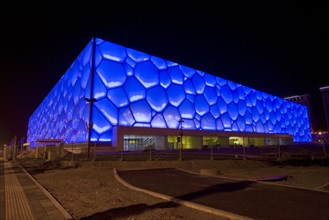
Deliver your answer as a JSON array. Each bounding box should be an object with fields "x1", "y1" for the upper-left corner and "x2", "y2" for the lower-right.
[
  {"x1": 221, "y1": 85, "x2": 234, "y2": 104},
  {"x1": 201, "y1": 113, "x2": 216, "y2": 130},
  {"x1": 163, "y1": 105, "x2": 181, "y2": 129},
  {"x1": 124, "y1": 77, "x2": 146, "y2": 102},
  {"x1": 96, "y1": 59, "x2": 127, "y2": 88},
  {"x1": 168, "y1": 66, "x2": 184, "y2": 85},
  {"x1": 256, "y1": 100, "x2": 264, "y2": 115},
  {"x1": 92, "y1": 107, "x2": 112, "y2": 135},
  {"x1": 167, "y1": 84, "x2": 185, "y2": 107},
  {"x1": 217, "y1": 97, "x2": 227, "y2": 114},
  {"x1": 204, "y1": 73, "x2": 216, "y2": 87},
  {"x1": 237, "y1": 99, "x2": 247, "y2": 116},
  {"x1": 180, "y1": 64, "x2": 195, "y2": 78},
  {"x1": 135, "y1": 61, "x2": 159, "y2": 88},
  {"x1": 195, "y1": 95, "x2": 209, "y2": 116},
  {"x1": 210, "y1": 105, "x2": 220, "y2": 119},
  {"x1": 98, "y1": 41, "x2": 127, "y2": 62},
  {"x1": 151, "y1": 113, "x2": 167, "y2": 128},
  {"x1": 108, "y1": 87, "x2": 129, "y2": 108},
  {"x1": 93, "y1": 74, "x2": 107, "y2": 99},
  {"x1": 130, "y1": 100, "x2": 152, "y2": 123},
  {"x1": 236, "y1": 86, "x2": 246, "y2": 100},
  {"x1": 221, "y1": 113, "x2": 232, "y2": 129},
  {"x1": 160, "y1": 69, "x2": 171, "y2": 89},
  {"x1": 228, "y1": 102, "x2": 239, "y2": 121},
  {"x1": 236, "y1": 115, "x2": 246, "y2": 132},
  {"x1": 151, "y1": 56, "x2": 167, "y2": 70},
  {"x1": 146, "y1": 86, "x2": 168, "y2": 112},
  {"x1": 118, "y1": 107, "x2": 135, "y2": 126},
  {"x1": 94, "y1": 98, "x2": 118, "y2": 125},
  {"x1": 192, "y1": 74, "x2": 205, "y2": 94},
  {"x1": 184, "y1": 79, "x2": 196, "y2": 95},
  {"x1": 204, "y1": 86, "x2": 217, "y2": 105},
  {"x1": 179, "y1": 99, "x2": 195, "y2": 119},
  {"x1": 126, "y1": 48, "x2": 150, "y2": 63},
  {"x1": 81, "y1": 39, "x2": 93, "y2": 66},
  {"x1": 180, "y1": 119, "x2": 196, "y2": 129}
]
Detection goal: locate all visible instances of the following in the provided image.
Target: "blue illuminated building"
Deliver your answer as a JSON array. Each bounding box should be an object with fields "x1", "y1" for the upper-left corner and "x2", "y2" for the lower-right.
[{"x1": 27, "y1": 37, "x2": 311, "y2": 150}]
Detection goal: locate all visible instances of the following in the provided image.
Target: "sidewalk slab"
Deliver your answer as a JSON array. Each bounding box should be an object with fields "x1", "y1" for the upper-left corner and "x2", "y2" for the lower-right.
[{"x1": 0, "y1": 157, "x2": 73, "y2": 220}]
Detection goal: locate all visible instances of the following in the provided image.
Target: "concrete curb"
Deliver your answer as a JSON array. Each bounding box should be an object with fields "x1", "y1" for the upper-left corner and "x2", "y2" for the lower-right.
[
  {"x1": 177, "y1": 168, "x2": 329, "y2": 193},
  {"x1": 17, "y1": 163, "x2": 73, "y2": 220},
  {"x1": 113, "y1": 168, "x2": 253, "y2": 220}
]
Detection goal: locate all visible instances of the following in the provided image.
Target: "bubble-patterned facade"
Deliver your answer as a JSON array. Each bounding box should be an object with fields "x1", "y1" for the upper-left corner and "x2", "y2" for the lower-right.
[{"x1": 27, "y1": 37, "x2": 312, "y2": 147}]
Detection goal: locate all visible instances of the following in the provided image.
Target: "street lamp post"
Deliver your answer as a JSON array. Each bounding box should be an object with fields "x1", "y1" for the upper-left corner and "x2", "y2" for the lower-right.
[
  {"x1": 178, "y1": 119, "x2": 184, "y2": 160},
  {"x1": 85, "y1": 97, "x2": 97, "y2": 159}
]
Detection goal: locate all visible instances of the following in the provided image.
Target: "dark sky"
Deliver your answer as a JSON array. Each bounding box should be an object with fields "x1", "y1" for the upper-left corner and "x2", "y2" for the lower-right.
[{"x1": 1, "y1": 2, "x2": 328, "y2": 145}]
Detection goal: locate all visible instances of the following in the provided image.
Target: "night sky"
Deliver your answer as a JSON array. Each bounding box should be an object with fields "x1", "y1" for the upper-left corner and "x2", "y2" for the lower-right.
[{"x1": 1, "y1": 2, "x2": 328, "y2": 145}]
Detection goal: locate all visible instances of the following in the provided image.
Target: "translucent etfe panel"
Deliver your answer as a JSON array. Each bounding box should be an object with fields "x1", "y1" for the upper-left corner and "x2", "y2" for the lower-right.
[
  {"x1": 216, "y1": 118, "x2": 224, "y2": 130},
  {"x1": 81, "y1": 65, "x2": 91, "y2": 89},
  {"x1": 92, "y1": 107, "x2": 112, "y2": 135},
  {"x1": 184, "y1": 79, "x2": 196, "y2": 95},
  {"x1": 135, "y1": 61, "x2": 159, "y2": 88},
  {"x1": 130, "y1": 100, "x2": 152, "y2": 123},
  {"x1": 168, "y1": 66, "x2": 184, "y2": 85},
  {"x1": 221, "y1": 85, "x2": 234, "y2": 104},
  {"x1": 151, "y1": 56, "x2": 167, "y2": 70},
  {"x1": 126, "y1": 48, "x2": 150, "y2": 63},
  {"x1": 167, "y1": 84, "x2": 185, "y2": 107},
  {"x1": 204, "y1": 73, "x2": 216, "y2": 87},
  {"x1": 248, "y1": 90, "x2": 257, "y2": 106},
  {"x1": 216, "y1": 76, "x2": 227, "y2": 87},
  {"x1": 124, "y1": 77, "x2": 146, "y2": 102},
  {"x1": 107, "y1": 87, "x2": 129, "y2": 108},
  {"x1": 163, "y1": 105, "x2": 180, "y2": 128},
  {"x1": 151, "y1": 113, "x2": 167, "y2": 128},
  {"x1": 210, "y1": 105, "x2": 220, "y2": 118},
  {"x1": 181, "y1": 120, "x2": 195, "y2": 130},
  {"x1": 179, "y1": 100, "x2": 195, "y2": 119},
  {"x1": 93, "y1": 73, "x2": 107, "y2": 99},
  {"x1": 99, "y1": 132, "x2": 112, "y2": 142},
  {"x1": 221, "y1": 113, "x2": 232, "y2": 129},
  {"x1": 192, "y1": 74, "x2": 205, "y2": 94},
  {"x1": 81, "y1": 39, "x2": 92, "y2": 66},
  {"x1": 256, "y1": 100, "x2": 264, "y2": 114},
  {"x1": 227, "y1": 102, "x2": 239, "y2": 120},
  {"x1": 146, "y1": 86, "x2": 168, "y2": 112},
  {"x1": 159, "y1": 69, "x2": 171, "y2": 89},
  {"x1": 237, "y1": 99, "x2": 247, "y2": 116},
  {"x1": 251, "y1": 107, "x2": 260, "y2": 122},
  {"x1": 179, "y1": 64, "x2": 195, "y2": 78},
  {"x1": 237, "y1": 115, "x2": 246, "y2": 131},
  {"x1": 236, "y1": 86, "x2": 246, "y2": 100},
  {"x1": 203, "y1": 86, "x2": 217, "y2": 105},
  {"x1": 98, "y1": 41, "x2": 127, "y2": 62},
  {"x1": 217, "y1": 97, "x2": 227, "y2": 114},
  {"x1": 201, "y1": 113, "x2": 216, "y2": 130},
  {"x1": 265, "y1": 97, "x2": 273, "y2": 113},
  {"x1": 119, "y1": 107, "x2": 135, "y2": 126},
  {"x1": 194, "y1": 95, "x2": 209, "y2": 116},
  {"x1": 256, "y1": 121, "x2": 264, "y2": 133},
  {"x1": 96, "y1": 59, "x2": 127, "y2": 88},
  {"x1": 94, "y1": 98, "x2": 118, "y2": 125}
]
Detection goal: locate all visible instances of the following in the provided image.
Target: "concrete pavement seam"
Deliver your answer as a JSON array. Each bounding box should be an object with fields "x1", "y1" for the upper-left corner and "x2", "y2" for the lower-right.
[
  {"x1": 113, "y1": 168, "x2": 253, "y2": 220},
  {"x1": 17, "y1": 163, "x2": 74, "y2": 220}
]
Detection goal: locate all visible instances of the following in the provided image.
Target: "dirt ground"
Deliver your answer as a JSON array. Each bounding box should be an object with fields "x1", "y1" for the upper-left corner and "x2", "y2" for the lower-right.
[{"x1": 19, "y1": 158, "x2": 329, "y2": 220}]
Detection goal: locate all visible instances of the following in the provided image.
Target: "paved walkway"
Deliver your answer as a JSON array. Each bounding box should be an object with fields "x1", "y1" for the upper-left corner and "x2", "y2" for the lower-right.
[
  {"x1": 0, "y1": 157, "x2": 73, "y2": 220},
  {"x1": 115, "y1": 168, "x2": 329, "y2": 220}
]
